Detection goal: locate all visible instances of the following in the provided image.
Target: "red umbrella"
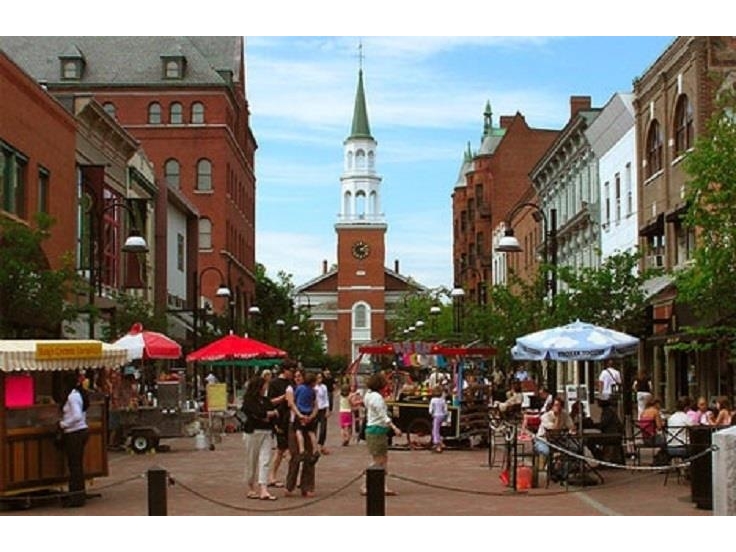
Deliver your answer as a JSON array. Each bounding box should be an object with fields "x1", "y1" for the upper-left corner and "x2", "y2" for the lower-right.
[
  {"x1": 113, "y1": 322, "x2": 182, "y2": 361},
  {"x1": 186, "y1": 333, "x2": 287, "y2": 363}
]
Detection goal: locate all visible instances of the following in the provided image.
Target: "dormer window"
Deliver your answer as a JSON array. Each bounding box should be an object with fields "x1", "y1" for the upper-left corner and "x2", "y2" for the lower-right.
[
  {"x1": 59, "y1": 45, "x2": 86, "y2": 80},
  {"x1": 161, "y1": 55, "x2": 186, "y2": 80}
]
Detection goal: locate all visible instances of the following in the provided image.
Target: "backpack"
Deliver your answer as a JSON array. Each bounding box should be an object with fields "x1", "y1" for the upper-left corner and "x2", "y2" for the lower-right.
[{"x1": 605, "y1": 369, "x2": 622, "y2": 402}]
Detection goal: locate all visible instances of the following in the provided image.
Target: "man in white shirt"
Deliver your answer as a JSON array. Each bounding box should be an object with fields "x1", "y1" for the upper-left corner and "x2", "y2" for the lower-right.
[
  {"x1": 597, "y1": 360, "x2": 622, "y2": 402},
  {"x1": 666, "y1": 397, "x2": 693, "y2": 455}
]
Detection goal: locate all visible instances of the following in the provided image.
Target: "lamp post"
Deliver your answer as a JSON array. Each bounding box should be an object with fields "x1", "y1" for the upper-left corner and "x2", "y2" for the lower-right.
[
  {"x1": 192, "y1": 266, "x2": 231, "y2": 350},
  {"x1": 450, "y1": 285, "x2": 465, "y2": 336},
  {"x1": 86, "y1": 200, "x2": 149, "y2": 338},
  {"x1": 291, "y1": 324, "x2": 301, "y2": 362},
  {"x1": 496, "y1": 203, "x2": 558, "y2": 392},
  {"x1": 246, "y1": 305, "x2": 261, "y2": 338},
  {"x1": 429, "y1": 305, "x2": 441, "y2": 337},
  {"x1": 454, "y1": 265, "x2": 485, "y2": 305},
  {"x1": 275, "y1": 318, "x2": 286, "y2": 346}
]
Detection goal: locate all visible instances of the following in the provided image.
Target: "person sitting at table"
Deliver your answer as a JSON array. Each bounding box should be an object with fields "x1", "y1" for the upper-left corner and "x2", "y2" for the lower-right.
[
  {"x1": 710, "y1": 396, "x2": 734, "y2": 427},
  {"x1": 570, "y1": 400, "x2": 595, "y2": 430},
  {"x1": 586, "y1": 399, "x2": 625, "y2": 465},
  {"x1": 638, "y1": 396, "x2": 665, "y2": 446},
  {"x1": 492, "y1": 380, "x2": 523, "y2": 417},
  {"x1": 665, "y1": 396, "x2": 693, "y2": 457},
  {"x1": 533, "y1": 397, "x2": 575, "y2": 458},
  {"x1": 538, "y1": 387, "x2": 554, "y2": 414}
]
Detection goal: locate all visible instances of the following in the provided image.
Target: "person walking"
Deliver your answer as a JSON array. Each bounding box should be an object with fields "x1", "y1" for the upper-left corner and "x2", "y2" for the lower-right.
[
  {"x1": 242, "y1": 375, "x2": 279, "y2": 500},
  {"x1": 359, "y1": 372, "x2": 402, "y2": 496},
  {"x1": 315, "y1": 372, "x2": 331, "y2": 455},
  {"x1": 428, "y1": 386, "x2": 448, "y2": 453},
  {"x1": 58, "y1": 371, "x2": 90, "y2": 508}
]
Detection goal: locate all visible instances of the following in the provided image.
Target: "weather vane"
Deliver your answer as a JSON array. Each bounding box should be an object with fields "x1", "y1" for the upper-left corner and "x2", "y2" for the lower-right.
[{"x1": 358, "y1": 40, "x2": 364, "y2": 71}]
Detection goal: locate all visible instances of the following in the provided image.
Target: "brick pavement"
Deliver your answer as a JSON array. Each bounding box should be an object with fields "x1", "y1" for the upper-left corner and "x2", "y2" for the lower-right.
[{"x1": 0, "y1": 417, "x2": 712, "y2": 517}]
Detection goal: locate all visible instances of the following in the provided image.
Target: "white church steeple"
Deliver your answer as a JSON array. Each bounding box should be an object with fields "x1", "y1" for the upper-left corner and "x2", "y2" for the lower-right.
[{"x1": 336, "y1": 64, "x2": 385, "y2": 227}]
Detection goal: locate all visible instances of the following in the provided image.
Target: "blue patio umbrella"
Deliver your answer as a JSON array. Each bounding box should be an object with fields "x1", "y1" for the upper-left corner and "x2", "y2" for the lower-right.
[{"x1": 512, "y1": 319, "x2": 639, "y2": 362}]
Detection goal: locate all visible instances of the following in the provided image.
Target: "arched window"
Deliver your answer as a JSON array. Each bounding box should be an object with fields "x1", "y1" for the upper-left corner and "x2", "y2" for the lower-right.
[
  {"x1": 148, "y1": 102, "x2": 162, "y2": 124},
  {"x1": 196, "y1": 159, "x2": 212, "y2": 191},
  {"x1": 368, "y1": 151, "x2": 375, "y2": 169},
  {"x1": 346, "y1": 151, "x2": 354, "y2": 170},
  {"x1": 191, "y1": 102, "x2": 205, "y2": 124},
  {"x1": 353, "y1": 303, "x2": 368, "y2": 329},
  {"x1": 355, "y1": 149, "x2": 366, "y2": 169},
  {"x1": 102, "y1": 102, "x2": 116, "y2": 118},
  {"x1": 170, "y1": 102, "x2": 183, "y2": 124},
  {"x1": 198, "y1": 218, "x2": 212, "y2": 250},
  {"x1": 369, "y1": 190, "x2": 378, "y2": 216},
  {"x1": 646, "y1": 120, "x2": 663, "y2": 178},
  {"x1": 343, "y1": 191, "x2": 352, "y2": 216},
  {"x1": 164, "y1": 159, "x2": 180, "y2": 188},
  {"x1": 674, "y1": 95, "x2": 693, "y2": 156},
  {"x1": 165, "y1": 60, "x2": 180, "y2": 79},
  {"x1": 355, "y1": 191, "x2": 366, "y2": 218}
]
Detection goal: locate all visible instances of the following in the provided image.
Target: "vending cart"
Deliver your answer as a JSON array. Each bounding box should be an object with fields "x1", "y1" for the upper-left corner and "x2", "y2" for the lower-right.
[{"x1": 0, "y1": 339, "x2": 127, "y2": 502}]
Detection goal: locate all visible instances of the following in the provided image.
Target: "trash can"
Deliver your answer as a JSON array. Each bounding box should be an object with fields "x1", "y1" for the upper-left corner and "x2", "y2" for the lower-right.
[{"x1": 689, "y1": 426, "x2": 715, "y2": 510}]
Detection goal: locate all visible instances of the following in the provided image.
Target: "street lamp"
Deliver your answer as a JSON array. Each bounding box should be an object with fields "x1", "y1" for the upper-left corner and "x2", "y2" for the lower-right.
[
  {"x1": 246, "y1": 305, "x2": 261, "y2": 338},
  {"x1": 429, "y1": 305, "x2": 441, "y2": 337},
  {"x1": 192, "y1": 266, "x2": 231, "y2": 349},
  {"x1": 495, "y1": 203, "x2": 558, "y2": 308},
  {"x1": 454, "y1": 265, "x2": 485, "y2": 305},
  {"x1": 86, "y1": 200, "x2": 149, "y2": 338},
  {"x1": 275, "y1": 318, "x2": 286, "y2": 346},
  {"x1": 450, "y1": 285, "x2": 465, "y2": 335},
  {"x1": 496, "y1": 202, "x2": 558, "y2": 392}
]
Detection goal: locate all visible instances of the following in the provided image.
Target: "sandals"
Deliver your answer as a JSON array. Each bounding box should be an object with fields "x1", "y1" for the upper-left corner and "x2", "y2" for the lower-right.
[
  {"x1": 246, "y1": 492, "x2": 259, "y2": 500},
  {"x1": 267, "y1": 481, "x2": 284, "y2": 488},
  {"x1": 259, "y1": 494, "x2": 277, "y2": 501}
]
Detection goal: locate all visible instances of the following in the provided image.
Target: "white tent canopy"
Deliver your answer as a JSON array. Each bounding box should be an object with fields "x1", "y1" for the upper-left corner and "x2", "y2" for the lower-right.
[{"x1": 0, "y1": 340, "x2": 128, "y2": 372}]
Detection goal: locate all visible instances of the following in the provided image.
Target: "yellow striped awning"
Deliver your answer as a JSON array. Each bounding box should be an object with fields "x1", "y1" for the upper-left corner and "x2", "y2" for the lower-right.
[{"x1": 0, "y1": 340, "x2": 128, "y2": 372}]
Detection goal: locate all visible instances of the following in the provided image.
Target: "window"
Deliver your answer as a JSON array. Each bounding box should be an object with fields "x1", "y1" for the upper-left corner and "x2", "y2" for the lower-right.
[
  {"x1": 198, "y1": 218, "x2": 212, "y2": 250},
  {"x1": 164, "y1": 159, "x2": 180, "y2": 188},
  {"x1": 646, "y1": 120, "x2": 663, "y2": 178},
  {"x1": 604, "y1": 181, "x2": 610, "y2": 226},
  {"x1": 615, "y1": 173, "x2": 621, "y2": 222},
  {"x1": 191, "y1": 102, "x2": 205, "y2": 124},
  {"x1": 1, "y1": 145, "x2": 28, "y2": 217},
  {"x1": 674, "y1": 95, "x2": 693, "y2": 156},
  {"x1": 38, "y1": 168, "x2": 49, "y2": 214},
  {"x1": 165, "y1": 60, "x2": 180, "y2": 79},
  {"x1": 176, "y1": 233, "x2": 184, "y2": 271},
  {"x1": 61, "y1": 60, "x2": 81, "y2": 79},
  {"x1": 102, "y1": 102, "x2": 116, "y2": 118},
  {"x1": 196, "y1": 159, "x2": 212, "y2": 191},
  {"x1": 354, "y1": 304, "x2": 367, "y2": 328},
  {"x1": 625, "y1": 163, "x2": 633, "y2": 215},
  {"x1": 161, "y1": 56, "x2": 186, "y2": 79},
  {"x1": 148, "y1": 102, "x2": 162, "y2": 124},
  {"x1": 170, "y1": 102, "x2": 183, "y2": 124}
]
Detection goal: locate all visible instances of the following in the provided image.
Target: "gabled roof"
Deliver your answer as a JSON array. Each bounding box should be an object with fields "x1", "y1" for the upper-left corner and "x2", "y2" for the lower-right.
[
  {"x1": 295, "y1": 266, "x2": 424, "y2": 294},
  {"x1": 0, "y1": 36, "x2": 241, "y2": 87}
]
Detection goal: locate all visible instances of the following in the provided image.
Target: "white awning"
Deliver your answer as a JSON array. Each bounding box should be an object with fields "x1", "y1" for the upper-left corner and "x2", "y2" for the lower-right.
[
  {"x1": 0, "y1": 340, "x2": 128, "y2": 372},
  {"x1": 643, "y1": 274, "x2": 675, "y2": 300}
]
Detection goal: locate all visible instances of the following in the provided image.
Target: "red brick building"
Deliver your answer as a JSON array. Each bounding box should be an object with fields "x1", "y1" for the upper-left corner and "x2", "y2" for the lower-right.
[
  {"x1": 452, "y1": 104, "x2": 558, "y2": 296},
  {"x1": 0, "y1": 50, "x2": 77, "y2": 272},
  {"x1": 0, "y1": 37, "x2": 257, "y2": 343}
]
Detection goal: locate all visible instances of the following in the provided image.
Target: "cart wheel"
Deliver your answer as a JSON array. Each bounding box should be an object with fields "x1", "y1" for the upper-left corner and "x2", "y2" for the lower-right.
[
  {"x1": 407, "y1": 418, "x2": 432, "y2": 449},
  {"x1": 131, "y1": 433, "x2": 152, "y2": 454}
]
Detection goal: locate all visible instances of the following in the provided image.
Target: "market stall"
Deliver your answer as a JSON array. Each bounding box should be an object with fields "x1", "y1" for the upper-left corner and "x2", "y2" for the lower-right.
[{"x1": 0, "y1": 339, "x2": 127, "y2": 499}]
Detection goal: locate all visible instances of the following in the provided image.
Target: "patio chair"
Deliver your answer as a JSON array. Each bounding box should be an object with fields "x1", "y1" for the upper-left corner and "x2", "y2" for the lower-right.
[{"x1": 663, "y1": 424, "x2": 690, "y2": 485}]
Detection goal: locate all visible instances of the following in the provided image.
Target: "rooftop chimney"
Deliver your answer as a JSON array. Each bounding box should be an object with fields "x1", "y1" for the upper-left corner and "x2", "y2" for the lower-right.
[
  {"x1": 322, "y1": 260, "x2": 328, "y2": 274},
  {"x1": 394, "y1": 259, "x2": 400, "y2": 274},
  {"x1": 570, "y1": 96, "x2": 591, "y2": 119}
]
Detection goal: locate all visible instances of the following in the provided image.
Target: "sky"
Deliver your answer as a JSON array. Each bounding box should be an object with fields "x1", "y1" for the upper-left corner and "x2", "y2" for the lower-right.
[{"x1": 246, "y1": 35, "x2": 675, "y2": 289}]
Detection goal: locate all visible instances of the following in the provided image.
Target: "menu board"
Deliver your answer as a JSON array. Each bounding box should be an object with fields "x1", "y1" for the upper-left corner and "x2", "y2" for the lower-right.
[{"x1": 206, "y1": 383, "x2": 227, "y2": 412}]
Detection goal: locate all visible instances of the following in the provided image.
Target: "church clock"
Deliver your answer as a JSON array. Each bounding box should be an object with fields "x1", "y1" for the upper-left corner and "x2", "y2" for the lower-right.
[{"x1": 351, "y1": 240, "x2": 371, "y2": 260}]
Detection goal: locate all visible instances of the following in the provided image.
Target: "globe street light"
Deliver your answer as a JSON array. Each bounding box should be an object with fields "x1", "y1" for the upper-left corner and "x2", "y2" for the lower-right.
[
  {"x1": 450, "y1": 285, "x2": 465, "y2": 336},
  {"x1": 192, "y1": 266, "x2": 231, "y2": 349}
]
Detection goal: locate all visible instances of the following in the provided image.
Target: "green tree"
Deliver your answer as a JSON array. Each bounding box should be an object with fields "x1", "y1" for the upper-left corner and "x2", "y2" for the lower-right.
[
  {"x1": 0, "y1": 215, "x2": 78, "y2": 338},
  {"x1": 675, "y1": 83, "x2": 736, "y2": 357}
]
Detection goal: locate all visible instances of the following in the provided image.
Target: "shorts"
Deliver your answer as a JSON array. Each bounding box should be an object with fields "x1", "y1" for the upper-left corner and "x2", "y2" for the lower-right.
[
  {"x1": 365, "y1": 432, "x2": 388, "y2": 457},
  {"x1": 274, "y1": 424, "x2": 289, "y2": 451},
  {"x1": 339, "y1": 411, "x2": 353, "y2": 428},
  {"x1": 297, "y1": 416, "x2": 318, "y2": 433}
]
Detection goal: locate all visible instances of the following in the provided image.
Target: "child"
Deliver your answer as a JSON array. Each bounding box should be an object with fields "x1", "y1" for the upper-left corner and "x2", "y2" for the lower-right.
[
  {"x1": 294, "y1": 372, "x2": 319, "y2": 463},
  {"x1": 428, "y1": 386, "x2": 448, "y2": 453},
  {"x1": 338, "y1": 384, "x2": 354, "y2": 446},
  {"x1": 348, "y1": 383, "x2": 364, "y2": 443}
]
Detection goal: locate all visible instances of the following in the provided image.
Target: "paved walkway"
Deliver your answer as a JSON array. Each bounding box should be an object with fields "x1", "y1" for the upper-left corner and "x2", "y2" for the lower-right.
[{"x1": 0, "y1": 417, "x2": 711, "y2": 517}]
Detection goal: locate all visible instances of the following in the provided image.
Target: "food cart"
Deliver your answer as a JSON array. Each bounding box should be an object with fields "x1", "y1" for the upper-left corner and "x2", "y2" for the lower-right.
[
  {"x1": 355, "y1": 342, "x2": 496, "y2": 448},
  {"x1": 0, "y1": 339, "x2": 127, "y2": 503}
]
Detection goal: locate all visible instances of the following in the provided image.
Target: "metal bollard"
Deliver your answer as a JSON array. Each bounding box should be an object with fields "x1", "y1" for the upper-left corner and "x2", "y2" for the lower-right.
[
  {"x1": 148, "y1": 467, "x2": 168, "y2": 516},
  {"x1": 365, "y1": 466, "x2": 385, "y2": 516}
]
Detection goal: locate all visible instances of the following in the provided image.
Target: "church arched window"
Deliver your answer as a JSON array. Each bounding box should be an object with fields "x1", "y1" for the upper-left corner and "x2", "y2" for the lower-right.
[
  {"x1": 369, "y1": 191, "x2": 378, "y2": 216},
  {"x1": 346, "y1": 151, "x2": 354, "y2": 170},
  {"x1": 355, "y1": 191, "x2": 366, "y2": 219},
  {"x1": 367, "y1": 151, "x2": 375, "y2": 169},
  {"x1": 355, "y1": 149, "x2": 366, "y2": 169},
  {"x1": 343, "y1": 191, "x2": 352, "y2": 217},
  {"x1": 353, "y1": 302, "x2": 370, "y2": 329}
]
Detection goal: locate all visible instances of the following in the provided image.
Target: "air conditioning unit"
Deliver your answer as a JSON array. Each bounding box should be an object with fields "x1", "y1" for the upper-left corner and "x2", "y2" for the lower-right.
[{"x1": 647, "y1": 255, "x2": 664, "y2": 268}]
